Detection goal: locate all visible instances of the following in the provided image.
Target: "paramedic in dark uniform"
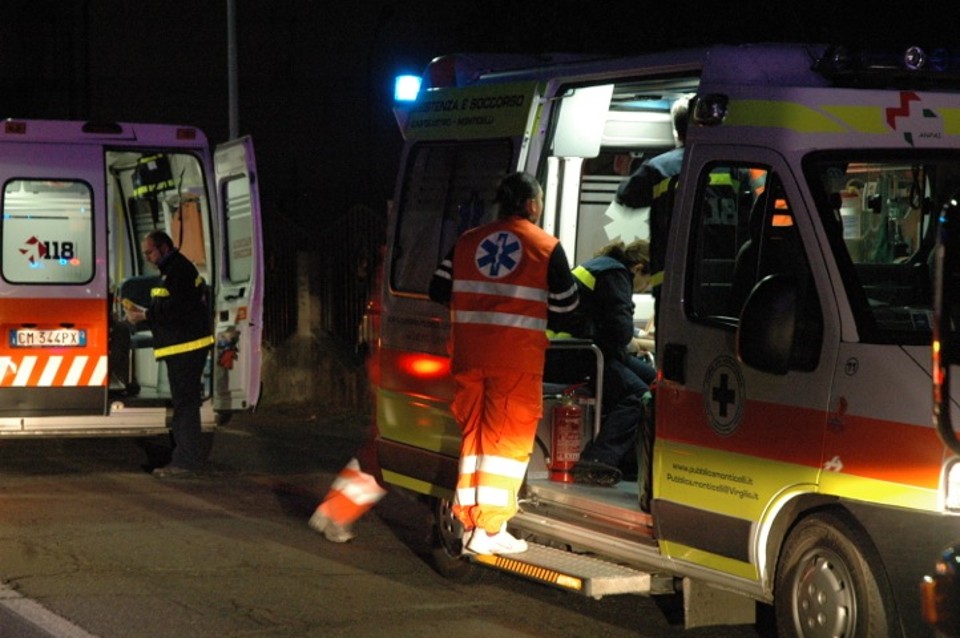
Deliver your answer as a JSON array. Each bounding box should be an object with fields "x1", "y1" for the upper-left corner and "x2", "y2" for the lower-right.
[
  {"x1": 125, "y1": 230, "x2": 213, "y2": 478},
  {"x1": 429, "y1": 172, "x2": 580, "y2": 556},
  {"x1": 569, "y1": 240, "x2": 656, "y2": 486},
  {"x1": 615, "y1": 94, "x2": 691, "y2": 332}
]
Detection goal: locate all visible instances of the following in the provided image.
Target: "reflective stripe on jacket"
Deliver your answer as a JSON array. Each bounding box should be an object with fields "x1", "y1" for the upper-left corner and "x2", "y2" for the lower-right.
[
  {"x1": 147, "y1": 249, "x2": 213, "y2": 360},
  {"x1": 449, "y1": 217, "x2": 559, "y2": 374}
]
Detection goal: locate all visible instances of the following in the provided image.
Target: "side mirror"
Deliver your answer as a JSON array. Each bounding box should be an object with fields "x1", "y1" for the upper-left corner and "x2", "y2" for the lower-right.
[{"x1": 736, "y1": 274, "x2": 797, "y2": 375}]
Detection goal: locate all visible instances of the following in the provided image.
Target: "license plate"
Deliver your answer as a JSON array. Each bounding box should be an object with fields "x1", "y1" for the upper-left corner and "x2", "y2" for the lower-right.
[{"x1": 10, "y1": 328, "x2": 86, "y2": 347}]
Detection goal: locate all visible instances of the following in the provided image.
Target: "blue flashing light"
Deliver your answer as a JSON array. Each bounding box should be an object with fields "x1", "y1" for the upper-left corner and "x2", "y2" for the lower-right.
[{"x1": 394, "y1": 74, "x2": 422, "y2": 102}]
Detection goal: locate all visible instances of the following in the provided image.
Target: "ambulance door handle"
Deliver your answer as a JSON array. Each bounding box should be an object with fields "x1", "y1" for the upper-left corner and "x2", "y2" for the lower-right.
[{"x1": 661, "y1": 343, "x2": 687, "y2": 384}]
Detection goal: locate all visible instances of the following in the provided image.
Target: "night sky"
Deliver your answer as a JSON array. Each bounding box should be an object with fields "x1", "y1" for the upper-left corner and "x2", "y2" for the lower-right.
[{"x1": 0, "y1": 1, "x2": 956, "y2": 235}]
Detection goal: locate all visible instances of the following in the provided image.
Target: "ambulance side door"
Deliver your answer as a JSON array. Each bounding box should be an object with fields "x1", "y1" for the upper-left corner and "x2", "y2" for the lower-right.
[
  {"x1": 653, "y1": 146, "x2": 838, "y2": 580},
  {"x1": 213, "y1": 136, "x2": 263, "y2": 411}
]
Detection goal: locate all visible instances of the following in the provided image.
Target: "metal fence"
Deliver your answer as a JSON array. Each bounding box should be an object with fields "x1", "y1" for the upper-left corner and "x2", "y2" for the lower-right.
[
  {"x1": 315, "y1": 204, "x2": 387, "y2": 350},
  {"x1": 262, "y1": 203, "x2": 387, "y2": 350},
  {"x1": 262, "y1": 208, "x2": 299, "y2": 347}
]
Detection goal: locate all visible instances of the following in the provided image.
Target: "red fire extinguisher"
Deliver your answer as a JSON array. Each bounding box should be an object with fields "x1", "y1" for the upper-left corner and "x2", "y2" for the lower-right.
[{"x1": 549, "y1": 386, "x2": 582, "y2": 483}]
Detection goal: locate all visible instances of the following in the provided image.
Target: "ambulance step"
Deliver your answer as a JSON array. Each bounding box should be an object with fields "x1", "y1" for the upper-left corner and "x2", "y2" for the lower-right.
[
  {"x1": 469, "y1": 543, "x2": 674, "y2": 599},
  {"x1": 524, "y1": 479, "x2": 652, "y2": 532},
  {"x1": 512, "y1": 496, "x2": 659, "y2": 566}
]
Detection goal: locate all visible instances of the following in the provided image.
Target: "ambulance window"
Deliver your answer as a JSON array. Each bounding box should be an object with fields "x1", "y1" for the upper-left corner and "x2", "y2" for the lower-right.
[
  {"x1": 392, "y1": 140, "x2": 512, "y2": 294},
  {"x1": 807, "y1": 156, "x2": 943, "y2": 344},
  {"x1": 109, "y1": 151, "x2": 210, "y2": 278},
  {"x1": 1, "y1": 179, "x2": 94, "y2": 284},
  {"x1": 222, "y1": 175, "x2": 253, "y2": 283},
  {"x1": 688, "y1": 165, "x2": 821, "y2": 344},
  {"x1": 687, "y1": 164, "x2": 764, "y2": 321}
]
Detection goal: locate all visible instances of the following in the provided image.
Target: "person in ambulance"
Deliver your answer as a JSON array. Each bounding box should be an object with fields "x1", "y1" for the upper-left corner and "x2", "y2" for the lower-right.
[
  {"x1": 569, "y1": 240, "x2": 656, "y2": 486},
  {"x1": 614, "y1": 94, "x2": 692, "y2": 330},
  {"x1": 124, "y1": 230, "x2": 214, "y2": 478},
  {"x1": 429, "y1": 172, "x2": 580, "y2": 556}
]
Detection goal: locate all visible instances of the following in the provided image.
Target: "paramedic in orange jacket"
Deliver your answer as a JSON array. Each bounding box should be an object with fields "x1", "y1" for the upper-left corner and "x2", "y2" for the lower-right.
[{"x1": 429, "y1": 172, "x2": 580, "y2": 555}]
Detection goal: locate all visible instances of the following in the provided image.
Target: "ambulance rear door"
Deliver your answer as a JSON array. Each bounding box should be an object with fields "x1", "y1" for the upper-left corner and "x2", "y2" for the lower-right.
[
  {"x1": 0, "y1": 141, "x2": 109, "y2": 418},
  {"x1": 212, "y1": 136, "x2": 263, "y2": 412}
]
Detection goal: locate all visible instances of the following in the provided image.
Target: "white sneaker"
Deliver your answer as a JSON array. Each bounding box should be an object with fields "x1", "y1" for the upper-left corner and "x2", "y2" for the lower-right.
[
  {"x1": 308, "y1": 510, "x2": 356, "y2": 543},
  {"x1": 466, "y1": 527, "x2": 528, "y2": 555}
]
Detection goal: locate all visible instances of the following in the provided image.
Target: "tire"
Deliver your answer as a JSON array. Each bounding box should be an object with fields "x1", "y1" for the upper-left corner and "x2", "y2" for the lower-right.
[
  {"x1": 775, "y1": 511, "x2": 896, "y2": 638},
  {"x1": 429, "y1": 497, "x2": 481, "y2": 583}
]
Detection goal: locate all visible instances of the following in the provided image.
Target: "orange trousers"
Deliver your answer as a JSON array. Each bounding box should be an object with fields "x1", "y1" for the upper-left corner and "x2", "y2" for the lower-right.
[{"x1": 451, "y1": 367, "x2": 542, "y2": 534}]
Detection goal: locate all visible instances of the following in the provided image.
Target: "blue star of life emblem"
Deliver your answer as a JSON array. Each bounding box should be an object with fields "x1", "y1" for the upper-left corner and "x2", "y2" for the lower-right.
[{"x1": 474, "y1": 230, "x2": 522, "y2": 279}]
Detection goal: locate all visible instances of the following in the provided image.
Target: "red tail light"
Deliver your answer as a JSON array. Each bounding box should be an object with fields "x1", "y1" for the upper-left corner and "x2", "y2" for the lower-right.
[{"x1": 397, "y1": 353, "x2": 449, "y2": 379}]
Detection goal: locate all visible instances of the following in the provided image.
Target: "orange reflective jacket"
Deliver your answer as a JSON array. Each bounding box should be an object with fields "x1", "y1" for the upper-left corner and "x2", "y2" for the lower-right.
[{"x1": 450, "y1": 217, "x2": 558, "y2": 374}]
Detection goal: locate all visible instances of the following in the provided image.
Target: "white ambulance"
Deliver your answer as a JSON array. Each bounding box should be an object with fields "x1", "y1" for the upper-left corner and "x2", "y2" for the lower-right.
[
  {"x1": 374, "y1": 44, "x2": 960, "y2": 636},
  {"x1": 0, "y1": 120, "x2": 262, "y2": 440}
]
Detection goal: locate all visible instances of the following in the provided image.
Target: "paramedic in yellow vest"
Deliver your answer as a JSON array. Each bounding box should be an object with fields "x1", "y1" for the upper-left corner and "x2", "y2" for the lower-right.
[
  {"x1": 429, "y1": 172, "x2": 580, "y2": 555},
  {"x1": 125, "y1": 230, "x2": 214, "y2": 478},
  {"x1": 569, "y1": 240, "x2": 656, "y2": 487}
]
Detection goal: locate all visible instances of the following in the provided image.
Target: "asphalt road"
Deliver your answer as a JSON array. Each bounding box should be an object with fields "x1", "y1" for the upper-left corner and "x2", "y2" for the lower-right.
[{"x1": 0, "y1": 408, "x2": 772, "y2": 638}]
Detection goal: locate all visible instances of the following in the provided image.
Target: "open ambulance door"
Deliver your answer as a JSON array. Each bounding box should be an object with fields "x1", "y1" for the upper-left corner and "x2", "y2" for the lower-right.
[{"x1": 212, "y1": 136, "x2": 263, "y2": 412}]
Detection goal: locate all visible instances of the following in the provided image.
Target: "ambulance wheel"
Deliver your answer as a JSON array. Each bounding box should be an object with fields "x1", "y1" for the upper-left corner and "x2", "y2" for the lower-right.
[
  {"x1": 430, "y1": 497, "x2": 481, "y2": 583},
  {"x1": 775, "y1": 511, "x2": 894, "y2": 638}
]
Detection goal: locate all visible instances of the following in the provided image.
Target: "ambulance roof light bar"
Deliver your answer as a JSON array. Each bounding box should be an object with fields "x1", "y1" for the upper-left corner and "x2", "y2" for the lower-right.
[
  {"x1": 426, "y1": 55, "x2": 460, "y2": 90},
  {"x1": 392, "y1": 55, "x2": 460, "y2": 105},
  {"x1": 412, "y1": 52, "x2": 593, "y2": 95},
  {"x1": 814, "y1": 45, "x2": 960, "y2": 88},
  {"x1": 393, "y1": 54, "x2": 484, "y2": 104}
]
